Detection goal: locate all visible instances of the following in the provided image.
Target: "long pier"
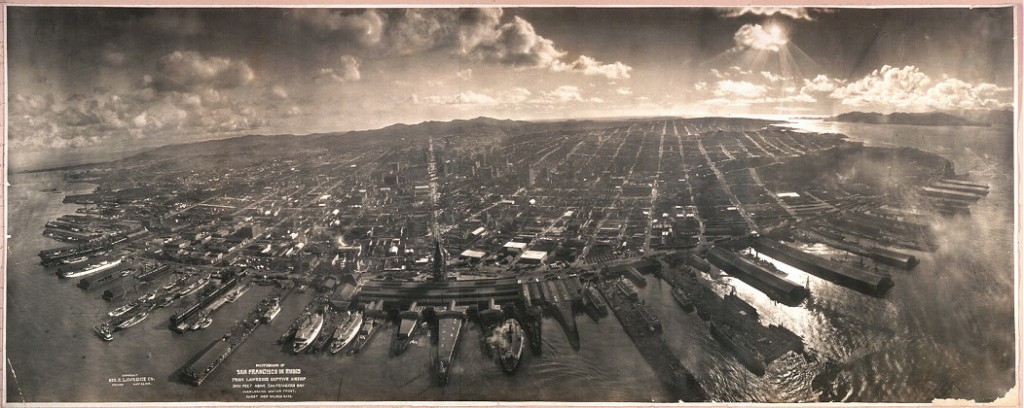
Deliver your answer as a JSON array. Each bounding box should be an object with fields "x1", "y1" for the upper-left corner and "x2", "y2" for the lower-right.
[
  {"x1": 753, "y1": 239, "x2": 894, "y2": 296},
  {"x1": 180, "y1": 294, "x2": 280, "y2": 386},
  {"x1": 597, "y1": 281, "x2": 706, "y2": 401},
  {"x1": 522, "y1": 277, "x2": 583, "y2": 350}
]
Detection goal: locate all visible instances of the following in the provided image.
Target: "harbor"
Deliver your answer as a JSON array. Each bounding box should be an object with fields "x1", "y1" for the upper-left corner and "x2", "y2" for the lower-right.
[{"x1": 5, "y1": 114, "x2": 1013, "y2": 402}]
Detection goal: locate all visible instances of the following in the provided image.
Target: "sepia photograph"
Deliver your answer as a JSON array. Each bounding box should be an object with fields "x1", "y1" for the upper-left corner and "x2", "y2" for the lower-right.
[{"x1": 2, "y1": 4, "x2": 1020, "y2": 405}]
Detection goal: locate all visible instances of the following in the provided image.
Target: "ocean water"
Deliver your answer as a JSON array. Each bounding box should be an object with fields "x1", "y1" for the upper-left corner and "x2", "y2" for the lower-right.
[{"x1": 4, "y1": 120, "x2": 1016, "y2": 402}]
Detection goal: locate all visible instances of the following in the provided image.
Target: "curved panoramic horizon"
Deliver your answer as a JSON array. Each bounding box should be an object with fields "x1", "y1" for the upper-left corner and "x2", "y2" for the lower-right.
[{"x1": 2, "y1": 5, "x2": 1019, "y2": 406}]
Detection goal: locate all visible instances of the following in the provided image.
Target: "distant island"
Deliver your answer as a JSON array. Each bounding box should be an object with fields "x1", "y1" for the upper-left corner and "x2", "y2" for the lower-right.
[{"x1": 828, "y1": 110, "x2": 1012, "y2": 127}]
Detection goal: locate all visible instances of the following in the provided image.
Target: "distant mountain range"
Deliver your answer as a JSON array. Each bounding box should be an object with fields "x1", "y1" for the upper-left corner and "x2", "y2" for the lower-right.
[
  {"x1": 828, "y1": 109, "x2": 1013, "y2": 127},
  {"x1": 123, "y1": 116, "x2": 622, "y2": 161}
]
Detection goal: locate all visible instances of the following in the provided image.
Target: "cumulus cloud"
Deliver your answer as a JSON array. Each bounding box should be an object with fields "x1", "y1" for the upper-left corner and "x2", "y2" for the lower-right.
[
  {"x1": 503, "y1": 87, "x2": 533, "y2": 103},
  {"x1": 472, "y1": 16, "x2": 565, "y2": 68},
  {"x1": 269, "y1": 85, "x2": 289, "y2": 100},
  {"x1": 385, "y1": 9, "x2": 454, "y2": 54},
  {"x1": 467, "y1": 16, "x2": 632, "y2": 79},
  {"x1": 761, "y1": 71, "x2": 786, "y2": 83},
  {"x1": 291, "y1": 9, "x2": 633, "y2": 80},
  {"x1": 316, "y1": 55, "x2": 362, "y2": 83},
  {"x1": 733, "y1": 24, "x2": 788, "y2": 52},
  {"x1": 552, "y1": 55, "x2": 632, "y2": 80},
  {"x1": 153, "y1": 50, "x2": 255, "y2": 92},
  {"x1": 288, "y1": 9, "x2": 384, "y2": 46},
  {"x1": 455, "y1": 8, "x2": 505, "y2": 54},
  {"x1": 695, "y1": 68, "x2": 820, "y2": 107},
  {"x1": 418, "y1": 85, "x2": 605, "y2": 106},
  {"x1": 719, "y1": 7, "x2": 828, "y2": 21},
  {"x1": 830, "y1": 65, "x2": 1012, "y2": 111},
  {"x1": 421, "y1": 91, "x2": 498, "y2": 106},
  {"x1": 418, "y1": 87, "x2": 532, "y2": 106},
  {"x1": 543, "y1": 85, "x2": 585, "y2": 102},
  {"x1": 803, "y1": 74, "x2": 845, "y2": 93},
  {"x1": 456, "y1": 68, "x2": 473, "y2": 80},
  {"x1": 535, "y1": 85, "x2": 605, "y2": 104},
  {"x1": 11, "y1": 83, "x2": 270, "y2": 151},
  {"x1": 713, "y1": 80, "x2": 768, "y2": 99}
]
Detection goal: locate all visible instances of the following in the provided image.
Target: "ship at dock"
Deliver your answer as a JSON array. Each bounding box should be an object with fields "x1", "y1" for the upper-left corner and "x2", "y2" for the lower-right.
[
  {"x1": 38, "y1": 234, "x2": 128, "y2": 266},
  {"x1": 115, "y1": 309, "x2": 150, "y2": 330},
  {"x1": 434, "y1": 300, "x2": 466, "y2": 385},
  {"x1": 582, "y1": 285, "x2": 609, "y2": 318},
  {"x1": 350, "y1": 301, "x2": 386, "y2": 354},
  {"x1": 181, "y1": 294, "x2": 277, "y2": 386},
  {"x1": 672, "y1": 286, "x2": 694, "y2": 312},
  {"x1": 708, "y1": 319, "x2": 766, "y2": 376},
  {"x1": 491, "y1": 317, "x2": 524, "y2": 374},
  {"x1": 329, "y1": 311, "x2": 364, "y2": 354},
  {"x1": 58, "y1": 258, "x2": 122, "y2": 279},
  {"x1": 292, "y1": 311, "x2": 325, "y2": 354},
  {"x1": 261, "y1": 297, "x2": 282, "y2": 323}
]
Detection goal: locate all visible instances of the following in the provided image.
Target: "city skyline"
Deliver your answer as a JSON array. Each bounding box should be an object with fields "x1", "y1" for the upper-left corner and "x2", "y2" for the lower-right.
[{"x1": 6, "y1": 6, "x2": 1015, "y2": 166}]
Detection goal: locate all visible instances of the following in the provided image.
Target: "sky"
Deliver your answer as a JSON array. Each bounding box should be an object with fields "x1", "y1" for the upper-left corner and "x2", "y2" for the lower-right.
[{"x1": 5, "y1": 6, "x2": 1017, "y2": 162}]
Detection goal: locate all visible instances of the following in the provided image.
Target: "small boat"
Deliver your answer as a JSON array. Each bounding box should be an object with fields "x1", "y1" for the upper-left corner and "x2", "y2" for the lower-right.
[
  {"x1": 109, "y1": 303, "x2": 136, "y2": 317},
  {"x1": 138, "y1": 291, "x2": 157, "y2": 303},
  {"x1": 93, "y1": 324, "x2": 114, "y2": 341},
  {"x1": 116, "y1": 311, "x2": 149, "y2": 330},
  {"x1": 62, "y1": 256, "x2": 89, "y2": 265}
]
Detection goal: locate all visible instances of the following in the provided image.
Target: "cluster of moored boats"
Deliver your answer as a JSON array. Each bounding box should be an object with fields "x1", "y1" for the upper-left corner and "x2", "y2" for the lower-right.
[{"x1": 285, "y1": 299, "x2": 528, "y2": 382}]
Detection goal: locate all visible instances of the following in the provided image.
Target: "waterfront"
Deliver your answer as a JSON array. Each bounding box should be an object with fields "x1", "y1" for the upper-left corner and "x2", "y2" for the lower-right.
[{"x1": 4, "y1": 120, "x2": 1015, "y2": 403}]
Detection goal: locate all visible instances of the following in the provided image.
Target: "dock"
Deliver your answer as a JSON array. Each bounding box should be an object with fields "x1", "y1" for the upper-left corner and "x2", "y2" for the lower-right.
[
  {"x1": 706, "y1": 247, "x2": 808, "y2": 305},
  {"x1": 522, "y1": 277, "x2": 583, "y2": 350},
  {"x1": 434, "y1": 300, "x2": 467, "y2": 385},
  {"x1": 658, "y1": 264, "x2": 806, "y2": 375},
  {"x1": 597, "y1": 281, "x2": 705, "y2": 401},
  {"x1": 180, "y1": 295, "x2": 279, "y2": 386},
  {"x1": 753, "y1": 239, "x2": 894, "y2": 296}
]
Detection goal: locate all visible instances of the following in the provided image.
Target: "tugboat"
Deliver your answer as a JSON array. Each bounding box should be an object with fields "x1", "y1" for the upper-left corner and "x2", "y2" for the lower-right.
[
  {"x1": 329, "y1": 311, "x2": 363, "y2": 354},
  {"x1": 491, "y1": 317, "x2": 524, "y2": 373},
  {"x1": 93, "y1": 323, "x2": 114, "y2": 341},
  {"x1": 292, "y1": 311, "x2": 325, "y2": 353}
]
